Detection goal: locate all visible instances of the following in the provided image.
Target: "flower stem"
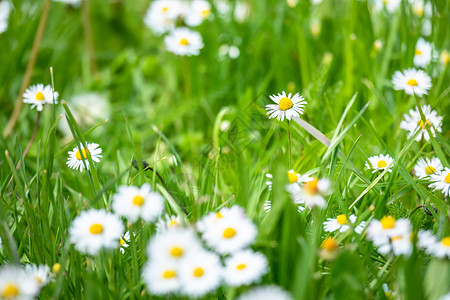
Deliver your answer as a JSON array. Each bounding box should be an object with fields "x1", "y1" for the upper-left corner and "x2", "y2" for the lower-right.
[
  {"x1": 287, "y1": 120, "x2": 292, "y2": 169},
  {"x1": 3, "y1": 0, "x2": 51, "y2": 138}
]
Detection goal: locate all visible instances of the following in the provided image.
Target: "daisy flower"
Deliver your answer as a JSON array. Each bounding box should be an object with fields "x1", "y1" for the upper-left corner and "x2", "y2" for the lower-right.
[
  {"x1": 413, "y1": 38, "x2": 433, "y2": 67},
  {"x1": 287, "y1": 169, "x2": 313, "y2": 185},
  {"x1": 439, "y1": 293, "x2": 450, "y2": 300},
  {"x1": 197, "y1": 206, "x2": 257, "y2": 254},
  {"x1": 417, "y1": 230, "x2": 437, "y2": 253},
  {"x1": 112, "y1": 184, "x2": 165, "y2": 223},
  {"x1": 289, "y1": 177, "x2": 331, "y2": 209},
  {"x1": 22, "y1": 84, "x2": 59, "y2": 112},
  {"x1": 184, "y1": 0, "x2": 212, "y2": 27},
  {"x1": 237, "y1": 285, "x2": 293, "y2": 300},
  {"x1": 164, "y1": 27, "x2": 204, "y2": 56},
  {"x1": 429, "y1": 167, "x2": 450, "y2": 197},
  {"x1": 265, "y1": 91, "x2": 307, "y2": 121},
  {"x1": 147, "y1": 228, "x2": 202, "y2": 262},
  {"x1": 320, "y1": 237, "x2": 339, "y2": 260},
  {"x1": 178, "y1": 250, "x2": 222, "y2": 297},
  {"x1": 69, "y1": 209, "x2": 124, "y2": 255},
  {"x1": 143, "y1": 0, "x2": 181, "y2": 35},
  {"x1": 366, "y1": 216, "x2": 412, "y2": 254},
  {"x1": 418, "y1": 230, "x2": 450, "y2": 258},
  {"x1": 392, "y1": 68, "x2": 432, "y2": 96},
  {"x1": 119, "y1": 231, "x2": 130, "y2": 254},
  {"x1": 24, "y1": 264, "x2": 52, "y2": 288},
  {"x1": 66, "y1": 143, "x2": 102, "y2": 172},
  {"x1": 0, "y1": 265, "x2": 40, "y2": 300},
  {"x1": 373, "y1": 0, "x2": 401, "y2": 13},
  {"x1": 223, "y1": 250, "x2": 268, "y2": 287},
  {"x1": 142, "y1": 260, "x2": 180, "y2": 295},
  {"x1": 323, "y1": 214, "x2": 366, "y2": 234},
  {"x1": 0, "y1": 1, "x2": 11, "y2": 34},
  {"x1": 400, "y1": 105, "x2": 443, "y2": 141},
  {"x1": 365, "y1": 154, "x2": 394, "y2": 173},
  {"x1": 413, "y1": 157, "x2": 443, "y2": 179},
  {"x1": 156, "y1": 214, "x2": 182, "y2": 233},
  {"x1": 265, "y1": 173, "x2": 273, "y2": 191}
]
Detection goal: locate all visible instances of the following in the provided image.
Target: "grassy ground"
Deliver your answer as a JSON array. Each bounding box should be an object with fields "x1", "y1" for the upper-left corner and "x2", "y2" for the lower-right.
[{"x1": 0, "y1": 0, "x2": 449, "y2": 299}]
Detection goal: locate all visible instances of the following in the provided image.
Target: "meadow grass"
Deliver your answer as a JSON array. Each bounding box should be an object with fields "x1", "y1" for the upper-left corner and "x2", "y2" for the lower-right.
[{"x1": 0, "y1": 0, "x2": 449, "y2": 299}]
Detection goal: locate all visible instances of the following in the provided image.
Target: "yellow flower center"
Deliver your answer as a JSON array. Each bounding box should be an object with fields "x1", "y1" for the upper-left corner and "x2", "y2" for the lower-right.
[
  {"x1": 278, "y1": 97, "x2": 293, "y2": 111},
  {"x1": 201, "y1": 9, "x2": 210, "y2": 17},
  {"x1": 162, "y1": 270, "x2": 176, "y2": 279},
  {"x1": 336, "y1": 214, "x2": 348, "y2": 225},
  {"x1": 383, "y1": 0, "x2": 388, "y2": 4},
  {"x1": 223, "y1": 227, "x2": 236, "y2": 239},
  {"x1": 169, "y1": 220, "x2": 179, "y2": 227},
  {"x1": 162, "y1": 6, "x2": 168, "y2": 12},
  {"x1": 380, "y1": 216, "x2": 396, "y2": 229},
  {"x1": 52, "y1": 263, "x2": 61, "y2": 274},
  {"x1": 407, "y1": 79, "x2": 418, "y2": 86},
  {"x1": 236, "y1": 264, "x2": 246, "y2": 270},
  {"x1": 170, "y1": 246, "x2": 183, "y2": 257},
  {"x1": 377, "y1": 160, "x2": 387, "y2": 168},
  {"x1": 193, "y1": 267, "x2": 204, "y2": 277},
  {"x1": 304, "y1": 178, "x2": 319, "y2": 195},
  {"x1": 35, "y1": 91, "x2": 45, "y2": 101},
  {"x1": 34, "y1": 276, "x2": 43, "y2": 284},
  {"x1": 445, "y1": 173, "x2": 450, "y2": 184},
  {"x1": 75, "y1": 148, "x2": 90, "y2": 160},
  {"x1": 322, "y1": 237, "x2": 338, "y2": 251},
  {"x1": 415, "y1": 49, "x2": 422, "y2": 56},
  {"x1": 179, "y1": 38, "x2": 189, "y2": 46},
  {"x1": 288, "y1": 170, "x2": 298, "y2": 184},
  {"x1": 132, "y1": 195, "x2": 145, "y2": 206},
  {"x1": 216, "y1": 212, "x2": 223, "y2": 218},
  {"x1": 89, "y1": 223, "x2": 103, "y2": 235},
  {"x1": 120, "y1": 237, "x2": 125, "y2": 245},
  {"x1": 441, "y1": 237, "x2": 450, "y2": 247},
  {"x1": 390, "y1": 236, "x2": 402, "y2": 242},
  {"x1": 417, "y1": 119, "x2": 431, "y2": 129},
  {"x1": 424, "y1": 166, "x2": 436, "y2": 175},
  {"x1": 1, "y1": 283, "x2": 19, "y2": 298}
]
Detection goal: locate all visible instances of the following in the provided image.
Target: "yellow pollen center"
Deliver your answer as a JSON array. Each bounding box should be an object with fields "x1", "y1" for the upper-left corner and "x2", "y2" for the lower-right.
[
  {"x1": 407, "y1": 79, "x2": 418, "y2": 86},
  {"x1": 170, "y1": 246, "x2": 183, "y2": 257},
  {"x1": 236, "y1": 264, "x2": 246, "y2": 270},
  {"x1": 1, "y1": 283, "x2": 19, "y2": 298},
  {"x1": 89, "y1": 223, "x2": 103, "y2": 235},
  {"x1": 75, "y1": 148, "x2": 89, "y2": 160},
  {"x1": 34, "y1": 276, "x2": 43, "y2": 284},
  {"x1": 216, "y1": 212, "x2": 223, "y2": 218},
  {"x1": 223, "y1": 227, "x2": 236, "y2": 239},
  {"x1": 417, "y1": 119, "x2": 431, "y2": 129},
  {"x1": 304, "y1": 178, "x2": 319, "y2": 195},
  {"x1": 424, "y1": 166, "x2": 436, "y2": 175},
  {"x1": 169, "y1": 220, "x2": 179, "y2": 227},
  {"x1": 288, "y1": 171, "x2": 298, "y2": 184},
  {"x1": 445, "y1": 173, "x2": 450, "y2": 184},
  {"x1": 415, "y1": 49, "x2": 422, "y2": 55},
  {"x1": 163, "y1": 270, "x2": 176, "y2": 279},
  {"x1": 336, "y1": 214, "x2": 348, "y2": 225},
  {"x1": 377, "y1": 160, "x2": 387, "y2": 168},
  {"x1": 193, "y1": 267, "x2": 204, "y2": 277},
  {"x1": 383, "y1": 0, "x2": 388, "y2": 4},
  {"x1": 322, "y1": 237, "x2": 338, "y2": 251},
  {"x1": 120, "y1": 237, "x2": 125, "y2": 245},
  {"x1": 201, "y1": 9, "x2": 210, "y2": 17},
  {"x1": 278, "y1": 97, "x2": 293, "y2": 111},
  {"x1": 162, "y1": 7, "x2": 168, "y2": 12},
  {"x1": 441, "y1": 237, "x2": 450, "y2": 247},
  {"x1": 35, "y1": 92, "x2": 45, "y2": 101},
  {"x1": 380, "y1": 216, "x2": 396, "y2": 229},
  {"x1": 179, "y1": 38, "x2": 189, "y2": 46},
  {"x1": 132, "y1": 195, "x2": 145, "y2": 206}
]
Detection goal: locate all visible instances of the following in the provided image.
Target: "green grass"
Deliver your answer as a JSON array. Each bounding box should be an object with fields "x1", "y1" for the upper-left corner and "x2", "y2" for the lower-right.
[{"x1": 0, "y1": 0, "x2": 449, "y2": 299}]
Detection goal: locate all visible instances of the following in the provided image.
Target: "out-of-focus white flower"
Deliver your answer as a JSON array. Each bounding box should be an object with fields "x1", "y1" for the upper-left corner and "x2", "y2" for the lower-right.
[
  {"x1": 24, "y1": 264, "x2": 52, "y2": 288},
  {"x1": 414, "y1": 38, "x2": 433, "y2": 68},
  {"x1": 323, "y1": 214, "x2": 366, "y2": 234},
  {"x1": 237, "y1": 285, "x2": 293, "y2": 300},
  {"x1": 185, "y1": 0, "x2": 212, "y2": 27},
  {"x1": 143, "y1": 0, "x2": 181, "y2": 35},
  {"x1": 155, "y1": 214, "x2": 182, "y2": 233},
  {"x1": 0, "y1": 266, "x2": 40, "y2": 300},
  {"x1": 373, "y1": 0, "x2": 401, "y2": 13},
  {"x1": 223, "y1": 250, "x2": 268, "y2": 287},
  {"x1": 164, "y1": 27, "x2": 204, "y2": 56},
  {"x1": 366, "y1": 216, "x2": 412, "y2": 256},
  {"x1": 0, "y1": 1, "x2": 11, "y2": 34},
  {"x1": 234, "y1": 1, "x2": 250, "y2": 22}
]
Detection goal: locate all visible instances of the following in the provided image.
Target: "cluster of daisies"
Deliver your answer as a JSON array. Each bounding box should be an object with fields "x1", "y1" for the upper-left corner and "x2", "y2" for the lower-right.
[
  {"x1": 0, "y1": 263, "x2": 58, "y2": 300},
  {"x1": 144, "y1": 0, "x2": 212, "y2": 56},
  {"x1": 366, "y1": 216, "x2": 450, "y2": 259},
  {"x1": 142, "y1": 205, "x2": 287, "y2": 298}
]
